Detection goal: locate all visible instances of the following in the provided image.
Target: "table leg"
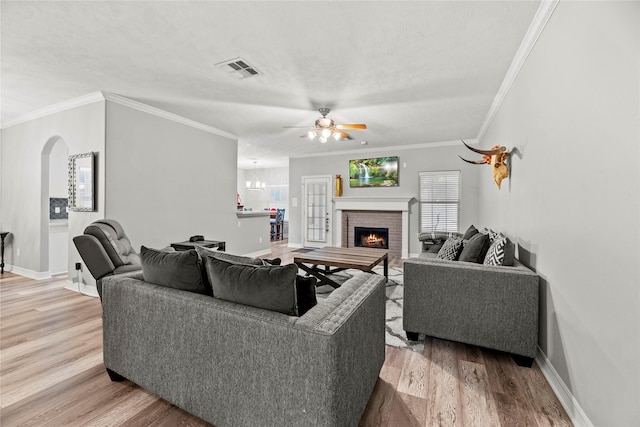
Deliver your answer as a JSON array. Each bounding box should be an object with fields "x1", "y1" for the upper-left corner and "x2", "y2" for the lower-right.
[
  {"x1": 295, "y1": 263, "x2": 341, "y2": 289},
  {"x1": 384, "y1": 256, "x2": 388, "y2": 279},
  {"x1": 0, "y1": 233, "x2": 6, "y2": 274}
]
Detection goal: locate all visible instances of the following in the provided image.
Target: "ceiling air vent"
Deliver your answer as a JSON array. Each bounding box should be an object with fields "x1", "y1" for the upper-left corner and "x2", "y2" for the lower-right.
[{"x1": 215, "y1": 58, "x2": 262, "y2": 79}]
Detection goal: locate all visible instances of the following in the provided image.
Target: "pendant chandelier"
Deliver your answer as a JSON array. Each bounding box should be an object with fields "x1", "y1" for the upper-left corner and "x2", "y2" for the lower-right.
[{"x1": 246, "y1": 161, "x2": 265, "y2": 190}]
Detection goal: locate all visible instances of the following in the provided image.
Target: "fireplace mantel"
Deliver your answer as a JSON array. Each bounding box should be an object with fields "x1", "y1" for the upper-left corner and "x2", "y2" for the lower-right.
[
  {"x1": 333, "y1": 197, "x2": 415, "y2": 258},
  {"x1": 333, "y1": 197, "x2": 413, "y2": 212}
]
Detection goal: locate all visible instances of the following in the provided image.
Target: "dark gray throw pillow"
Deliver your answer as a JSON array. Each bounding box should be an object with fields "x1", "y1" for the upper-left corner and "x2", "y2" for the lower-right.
[
  {"x1": 295, "y1": 275, "x2": 317, "y2": 316},
  {"x1": 502, "y1": 237, "x2": 516, "y2": 266},
  {"x1": 202, "y1": 256, "x2": 299, "y2": 316},
  {"x1": 140, "y1": 246, "x2": 208, "y2": 294},
  {"x1": 458, "y1": 232, "x2": 491, "y2": 263},
  {"x1": 462, "y1": 224, "x2": 479, "y2": 240}
]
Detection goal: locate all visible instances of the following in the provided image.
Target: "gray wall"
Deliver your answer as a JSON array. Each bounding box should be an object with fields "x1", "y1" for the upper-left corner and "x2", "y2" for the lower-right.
[
  {"x1": 0, "y1": 97, "x2": 266, "y2": 280},
  {"x1": 477, "y1": 2, "x2": 639, "y2": 425},
  {"x1": 289, "y1": 145, "x2": 481, "y2": 254},
  {"x1": 104, "y1": 101, "x2": 257, "y2": 254},
  {"x1": 0, "y1": 101, "x2": 106, "y2": 275}
]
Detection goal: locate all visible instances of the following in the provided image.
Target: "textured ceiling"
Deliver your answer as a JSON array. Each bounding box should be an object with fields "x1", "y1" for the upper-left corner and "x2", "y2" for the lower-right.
[{"x1": 1, "y1": 1, "x2": 540, "y2": 168}]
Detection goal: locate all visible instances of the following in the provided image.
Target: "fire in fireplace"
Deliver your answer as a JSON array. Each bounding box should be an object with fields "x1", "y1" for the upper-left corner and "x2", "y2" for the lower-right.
[{"x1": 354, "y1": 227, "x2": 389, "y2": 249}]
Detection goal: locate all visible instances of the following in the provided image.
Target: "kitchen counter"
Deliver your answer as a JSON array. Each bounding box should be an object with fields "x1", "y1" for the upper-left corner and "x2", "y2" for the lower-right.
[{"x1": 235, "y1": 211, "x2": 270, "y2": 218}]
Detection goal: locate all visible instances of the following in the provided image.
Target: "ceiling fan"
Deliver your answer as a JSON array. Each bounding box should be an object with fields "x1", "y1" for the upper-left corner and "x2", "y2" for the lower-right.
[{"x1": 284, "y1": 108, "x2": 367, "y2": 143}]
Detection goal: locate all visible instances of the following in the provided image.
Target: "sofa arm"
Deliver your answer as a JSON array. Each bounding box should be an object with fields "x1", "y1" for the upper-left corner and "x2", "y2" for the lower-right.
[{"x1": 403, "y1": 257, "x2": 539, "y2": 358}]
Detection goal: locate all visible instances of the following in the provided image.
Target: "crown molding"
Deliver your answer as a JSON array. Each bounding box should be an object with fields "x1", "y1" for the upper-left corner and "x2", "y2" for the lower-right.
[
  {"x1": 1, "y1": 91, "x2": 105, "y2": 129},
  {"x1": 102, "y1": 92, "x2": 237, "y2": 140},
  {"x1": 290, "y1": 139, "x2": 478, "y2": 159},
  {"x1": 476, "y1": 0, "x2": 559, "y2": 142},
  {"x1": 1, "y1": 91, "x2": 237, "y2": 140}
]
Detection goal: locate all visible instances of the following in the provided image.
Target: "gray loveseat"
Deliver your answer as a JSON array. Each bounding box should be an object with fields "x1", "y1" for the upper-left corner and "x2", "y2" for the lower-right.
[
  {"x1": 404, "y1": 230, "x2": 540, "y2": 366},
  {"x1": 101, "y1": 270, "x2": 386, "y2": 427}
]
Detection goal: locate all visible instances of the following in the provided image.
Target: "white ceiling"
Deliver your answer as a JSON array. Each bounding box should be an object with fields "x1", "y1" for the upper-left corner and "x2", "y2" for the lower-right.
[{"x1": 1, "y1": 1, "x2": 540, "y2": 168}]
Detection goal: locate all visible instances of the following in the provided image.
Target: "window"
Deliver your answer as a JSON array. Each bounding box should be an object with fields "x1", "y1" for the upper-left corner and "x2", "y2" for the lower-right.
[
  {"x1": 419, "y1": 171, "x2": 460, "y2": 233},
  {"x1": 266, "y1": 184, "x2": 289, "y2": 219}
]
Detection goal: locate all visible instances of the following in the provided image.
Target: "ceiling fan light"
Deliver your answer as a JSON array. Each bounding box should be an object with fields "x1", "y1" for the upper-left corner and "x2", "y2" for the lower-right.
[
  {"x1": 321, "y1": 128, "x2": 332, "y2": 138},
  {"x1": 333, "y1": 132, "x2": 341, "y2": 140},
  {"x1": 307, "y1": 130, "x2": 317, "y2": 140},
  {"x1": 318, "y1": 118, "x2": 332, "y2": 127},
  {"x1": 319, "y1": 136, "x2": 328, "y2": 143}
]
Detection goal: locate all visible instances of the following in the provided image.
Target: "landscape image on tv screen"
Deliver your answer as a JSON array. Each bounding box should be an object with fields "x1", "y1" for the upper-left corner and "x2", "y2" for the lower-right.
[{"x1": 349, "y1": 156, "x2": 399, "y2": 187}]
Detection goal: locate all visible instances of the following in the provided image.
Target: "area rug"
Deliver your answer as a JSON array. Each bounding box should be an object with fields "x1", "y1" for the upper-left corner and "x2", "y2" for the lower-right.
[{"x1": 311, "y1": 266, "x2": 424, "y2": 352}]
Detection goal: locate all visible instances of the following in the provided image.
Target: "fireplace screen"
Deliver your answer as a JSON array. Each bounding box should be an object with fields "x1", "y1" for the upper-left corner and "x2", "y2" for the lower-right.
[{"x1": 354, "y1": 227, "x2": 389, "y2": 249}]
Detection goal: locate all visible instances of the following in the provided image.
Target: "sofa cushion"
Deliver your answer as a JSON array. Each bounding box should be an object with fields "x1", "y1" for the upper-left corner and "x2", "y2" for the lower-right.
[
  {"x1": 140, "y1": 246, "x2": 208, "y2": 294},
  {"x1": 458, "y1": 232, "x2": 491, "y2": 263},
  {"x1": 436, "y1": 237, "x2": 463, "y2": 260},
  {"x1": 296, "y1": 275, "x2": 317, "y2": 316},
  {"x1": 202, "y1": 256, "x2": 299, "y2": 316}
]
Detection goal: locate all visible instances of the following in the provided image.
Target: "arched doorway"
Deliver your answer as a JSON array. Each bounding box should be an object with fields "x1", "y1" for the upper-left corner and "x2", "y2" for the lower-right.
[{"x1": 41, "y1": 136, "x2": 69, "y2": 275}]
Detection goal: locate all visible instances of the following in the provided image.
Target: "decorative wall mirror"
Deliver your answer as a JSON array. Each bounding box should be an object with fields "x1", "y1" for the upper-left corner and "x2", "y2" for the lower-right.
[{"x1": 68, "y1": 152, "x2": 95, "y2": 212}]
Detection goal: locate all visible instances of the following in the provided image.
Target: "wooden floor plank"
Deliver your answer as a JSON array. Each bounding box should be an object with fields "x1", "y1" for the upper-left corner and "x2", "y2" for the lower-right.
[
  {"x1": 397, "y1": 350, "x2": 429, "y2": 398},
  {"x1": 425, "y1": 338, "x2": 464, "y2": 426},
  {"x1": 459, "y1": 360, "x2": 501, "y2": 427},
  {"x1": 0, "y1": 243, "x2": 573, "y2": 427}
]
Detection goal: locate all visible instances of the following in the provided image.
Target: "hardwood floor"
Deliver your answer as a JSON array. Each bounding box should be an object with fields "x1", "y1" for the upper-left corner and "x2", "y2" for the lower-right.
[{"x1": 0, "y1": 243, "x2": 572, "y2": 426}]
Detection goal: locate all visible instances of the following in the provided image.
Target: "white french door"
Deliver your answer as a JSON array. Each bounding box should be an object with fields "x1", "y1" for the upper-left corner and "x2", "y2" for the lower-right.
[{"x1": 302, "y1": 175, "x2": 332, "y2": 248}]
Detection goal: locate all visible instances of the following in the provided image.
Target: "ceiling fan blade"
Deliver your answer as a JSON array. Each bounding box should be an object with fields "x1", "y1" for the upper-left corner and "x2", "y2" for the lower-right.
[
  {"x1": 334, "y1": 131, "x2": 353, "y2": 140},
  {"x1": 336, "y1": 124, "x2": 367, "y2": 130}
]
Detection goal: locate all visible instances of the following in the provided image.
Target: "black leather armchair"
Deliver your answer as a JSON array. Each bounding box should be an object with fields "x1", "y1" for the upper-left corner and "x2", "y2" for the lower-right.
[{"x1": 73, "y1": 219, "x2": 141, "y2": 298}]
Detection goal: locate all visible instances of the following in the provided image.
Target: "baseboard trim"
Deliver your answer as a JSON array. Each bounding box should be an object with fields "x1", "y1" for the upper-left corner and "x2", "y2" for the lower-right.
[
  {"x1": 241, "y1": 248, "x2": 272, "y2": 258},
  {"x1": 65, "y1": 279, "x2": 99, "y2": 298},
  {"x1": 4, "y1": 265, "x2": 51, "y2": 280},
  {"x1": 536, "y1": 346, "x2": 593, "y2": 427}
]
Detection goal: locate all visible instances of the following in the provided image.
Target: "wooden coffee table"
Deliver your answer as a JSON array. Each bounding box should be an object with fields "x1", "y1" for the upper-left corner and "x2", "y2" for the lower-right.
[{"x1": 294, "y1": 246, "x2": 388, "y2": 288}]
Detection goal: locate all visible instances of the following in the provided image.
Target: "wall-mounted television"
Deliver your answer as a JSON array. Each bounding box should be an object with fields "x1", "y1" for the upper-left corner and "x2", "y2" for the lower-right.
[{"x1": 349, "y1": 156, "x2": 399, "y2": 187}]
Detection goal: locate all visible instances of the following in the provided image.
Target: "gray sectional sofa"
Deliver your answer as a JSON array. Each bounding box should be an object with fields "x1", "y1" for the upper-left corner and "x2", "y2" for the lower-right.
[
  {"x1": 101, "y1": 270, "x2": 386, "y2": 427},
  {"x1": 404, "y1": 228, "x2": 540, "y2": 366}
]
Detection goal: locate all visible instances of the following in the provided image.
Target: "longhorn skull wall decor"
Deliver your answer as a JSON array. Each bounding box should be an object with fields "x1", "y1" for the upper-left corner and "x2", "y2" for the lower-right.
[{"x1": 459, "y1": 140, "x2": 510, "y2": 189}]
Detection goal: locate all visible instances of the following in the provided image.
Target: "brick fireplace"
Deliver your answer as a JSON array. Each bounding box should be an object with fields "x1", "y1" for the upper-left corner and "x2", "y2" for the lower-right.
[
  {"x1": 333, "y1": 197, "x2": 413, "y2": 259},
  {"x1": 342, "y1": 211, "x2": 401, "y2": 257}
]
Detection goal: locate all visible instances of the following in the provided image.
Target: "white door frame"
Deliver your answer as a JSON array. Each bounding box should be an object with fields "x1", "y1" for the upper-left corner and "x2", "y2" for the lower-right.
[{"x1": 302, "y1": 175, "x2": 333, "y2": 248}]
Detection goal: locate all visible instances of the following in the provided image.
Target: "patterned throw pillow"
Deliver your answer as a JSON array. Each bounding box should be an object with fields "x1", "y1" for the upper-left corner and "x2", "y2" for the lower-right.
[
  {"x1": 484, "y1": 236, "x2": 507, "y2": 266},
  {"x1": 480, "y1": 228, "x2": 500, "y2": 243},
  {"x1": 437, "y1": 237, "x2": 463, "y2": 261}
]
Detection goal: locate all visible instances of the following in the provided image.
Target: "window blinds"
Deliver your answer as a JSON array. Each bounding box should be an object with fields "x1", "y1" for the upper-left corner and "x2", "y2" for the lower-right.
[{"x1": 419, "y1": 171, "x2": 460, "y2": 233}]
